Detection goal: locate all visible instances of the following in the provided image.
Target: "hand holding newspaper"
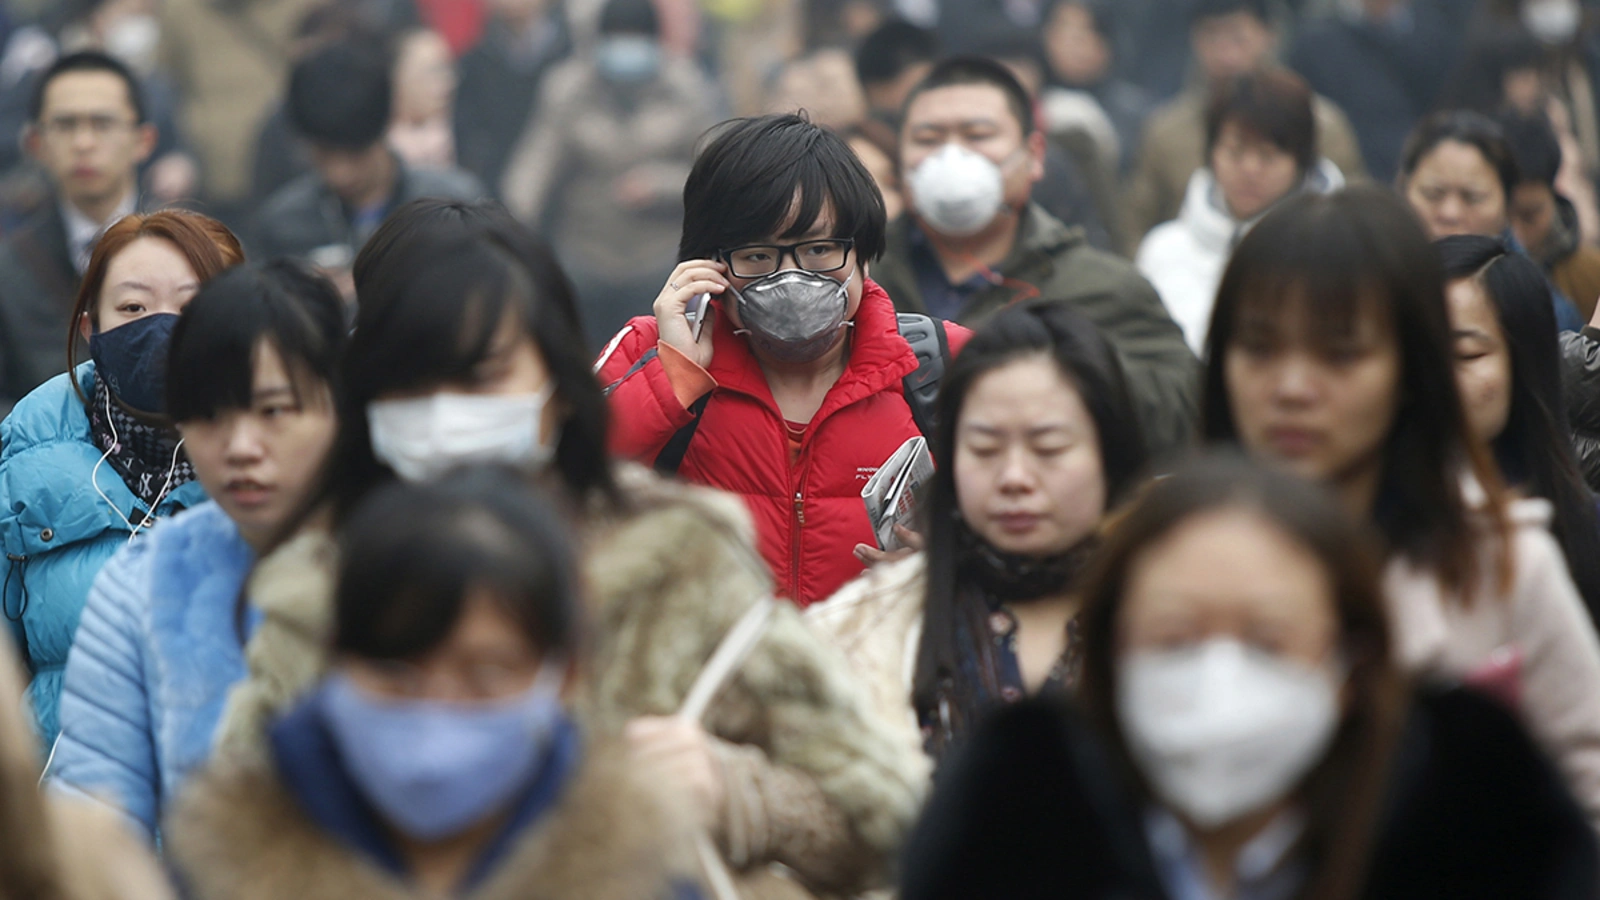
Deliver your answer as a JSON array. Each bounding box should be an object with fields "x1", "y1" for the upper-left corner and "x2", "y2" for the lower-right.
[{"x1": 862, "y1": 436, "x2": 935, "y2": 552}]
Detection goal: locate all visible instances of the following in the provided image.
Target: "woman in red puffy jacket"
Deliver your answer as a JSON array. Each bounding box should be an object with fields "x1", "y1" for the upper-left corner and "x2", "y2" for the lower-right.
[{"x1": 597, "y1": 114, "x2": 969, "y2": 606}]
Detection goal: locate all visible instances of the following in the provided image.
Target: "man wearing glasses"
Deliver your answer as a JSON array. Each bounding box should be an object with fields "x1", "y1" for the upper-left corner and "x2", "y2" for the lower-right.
[
  {"x1": 597, "y1": 113, "x2": 971, "y2": 607},
  {"x1": 0, "y1": 52, "x2": 156, "y2": 415}
]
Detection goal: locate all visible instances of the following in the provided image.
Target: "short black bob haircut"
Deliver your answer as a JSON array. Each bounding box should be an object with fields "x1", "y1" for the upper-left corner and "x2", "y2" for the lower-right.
[
  {"x1": 333, "y1": 467, "x2": 579, "y2": 662},
  {"x1": 329, "y1": 209, "x2": 615, "y2": 520},
  {"x1": 901, "y1": 56, "x2": 1036, "y2": 138},
  {"x1": 167, "y1": 259, "x2": 346, "y2": 423},
  {"x1": 30, "y1": 50, "x2": 146, "y2": 124},
  {"x1": 1437, "y1": 234, "x2": 1600, "y2": 623},
  {"x1": 912, "y1": 301, "x2": 1150, "y2": 756},
  {"x1": 1399, "y1": 110, "x2": 1520, "y2": 204},
  {"x1": 287, "y1": 41, "x2": 392, "y2": 149},
  {"x1": 679, "y1": 113, "x2": 887, "y2": 264}
]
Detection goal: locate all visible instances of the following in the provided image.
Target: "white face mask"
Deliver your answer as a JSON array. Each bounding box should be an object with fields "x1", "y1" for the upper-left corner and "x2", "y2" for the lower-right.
[
  {"x1": 1524, "y1": 0, "x2": 1582, "y2": 44},
  {"x1": 367, "y1": 387, "x2": 556, "y2": 483},
  {"x1": 1116, "y1": 638, "x2": 1342, "y2": 829},
  {"x1": 908, "y1": 143, "x2": 1005, "y2": 237}
]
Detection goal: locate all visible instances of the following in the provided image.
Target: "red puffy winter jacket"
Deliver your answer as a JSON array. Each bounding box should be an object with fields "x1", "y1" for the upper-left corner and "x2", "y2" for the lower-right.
[{"x1": 597, "y1": 279, "x2": 969, "y2": 606}]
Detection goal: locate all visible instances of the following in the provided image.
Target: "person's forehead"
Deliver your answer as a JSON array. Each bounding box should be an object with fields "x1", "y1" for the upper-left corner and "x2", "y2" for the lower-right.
[
  {"x1": 905, "y1": 83, "x2": 1019, "y2": 128},
  {"x1": 756, "y1": 195, "x2": 837, "y2": 242},
  {"x1": 41, "y1": 70, "x2": 135, "y2": 115}
]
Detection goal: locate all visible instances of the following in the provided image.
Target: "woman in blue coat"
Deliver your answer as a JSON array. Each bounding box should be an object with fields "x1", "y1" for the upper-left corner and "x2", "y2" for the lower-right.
[
  {"x1": 47, "y1": 260, "x2": 345, "y2": 835},
  {"x1": 0, "y1": 210, "x2": 241, "y2": 747}
]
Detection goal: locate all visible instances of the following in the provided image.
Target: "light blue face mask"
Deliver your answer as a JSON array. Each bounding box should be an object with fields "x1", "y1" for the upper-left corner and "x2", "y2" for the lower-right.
[
  {"x1": 595, "y1": 35, "x2": 662, "y2": 84},
  {"x1": 319, "y1": 662, "x2": 566, "y2": 841}
]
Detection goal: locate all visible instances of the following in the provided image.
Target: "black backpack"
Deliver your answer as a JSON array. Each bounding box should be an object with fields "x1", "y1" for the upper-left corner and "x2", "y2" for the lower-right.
[{"x1": 605, "y1": 313, "x2": 952, "y2": 475}]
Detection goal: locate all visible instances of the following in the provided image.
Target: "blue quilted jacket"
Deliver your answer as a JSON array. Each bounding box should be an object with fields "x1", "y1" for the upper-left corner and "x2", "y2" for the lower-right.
[
  {"x1": 0, "y1": 364, "x2": 207, "y2": 747},
  {"x1": 48, "y1": 500, "x2": 253, "y2": 835}
]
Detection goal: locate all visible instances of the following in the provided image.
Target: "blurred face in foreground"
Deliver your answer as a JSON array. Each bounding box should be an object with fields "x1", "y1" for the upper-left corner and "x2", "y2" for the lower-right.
[{"x1": 1223, "y1": 294, "x2": 1402, "y2": 504}]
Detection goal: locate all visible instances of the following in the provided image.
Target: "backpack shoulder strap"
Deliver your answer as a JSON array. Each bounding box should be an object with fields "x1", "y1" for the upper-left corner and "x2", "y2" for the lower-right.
[
  {"x1": 600, "y1": 345, "x2": 709, "y2": 476},
  {"x1": 654, "y1": 393, "x2": 710, "y2": 476},
  {"x1": 897, "y1": 313, "x2": 951, "y2": 437}
]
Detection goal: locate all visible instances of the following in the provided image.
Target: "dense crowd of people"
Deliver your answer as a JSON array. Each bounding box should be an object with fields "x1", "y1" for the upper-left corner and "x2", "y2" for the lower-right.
[{"x1": 8, "y1": 0, "x2": 1600, "y2": 898}]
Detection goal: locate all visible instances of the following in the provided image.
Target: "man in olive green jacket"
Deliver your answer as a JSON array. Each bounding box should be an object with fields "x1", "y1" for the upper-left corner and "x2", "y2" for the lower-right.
[
  {"x1": 880, "y1": 57, "x2": 1198, "y2": 455},
  {"x1": 874, "y1": 204, "x2": 1197, "y2": 455}
]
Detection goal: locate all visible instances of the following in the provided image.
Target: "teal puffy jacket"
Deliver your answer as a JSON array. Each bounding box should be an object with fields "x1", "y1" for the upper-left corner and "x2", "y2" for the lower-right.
[{"x1": 0, "y1": 364, "x2": 207, "y2": 748}]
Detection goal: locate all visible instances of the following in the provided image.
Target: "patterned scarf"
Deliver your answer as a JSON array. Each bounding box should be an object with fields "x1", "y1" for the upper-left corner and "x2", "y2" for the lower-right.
[{"x1": 89, "y1": 373, "x2": 195, "y2": 509}]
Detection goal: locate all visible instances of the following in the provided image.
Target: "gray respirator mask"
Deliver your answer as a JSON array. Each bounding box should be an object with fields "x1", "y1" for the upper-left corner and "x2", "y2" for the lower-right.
[{"x1": 731, "y1": 268, "x2": 854, "y2": 363}]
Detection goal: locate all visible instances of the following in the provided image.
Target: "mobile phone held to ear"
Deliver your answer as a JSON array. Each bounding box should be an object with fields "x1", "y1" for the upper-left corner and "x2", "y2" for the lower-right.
[{"x1": 686, "y1": 292, "x2": 711, "y2": 342}]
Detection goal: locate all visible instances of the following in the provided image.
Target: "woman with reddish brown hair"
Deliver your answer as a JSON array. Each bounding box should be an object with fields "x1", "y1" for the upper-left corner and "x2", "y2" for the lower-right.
[{"x1": 0, "y1": 210, "x2": 242, "y2": 749}]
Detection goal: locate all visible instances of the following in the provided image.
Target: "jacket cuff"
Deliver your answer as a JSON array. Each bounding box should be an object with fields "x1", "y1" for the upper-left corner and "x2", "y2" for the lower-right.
[
  {"x1": 1583, "y1": 326, "x2": 1600, "y2": 344},
  {"x1": 656, "y1": 341, "x2": 716, "y2": 410}
]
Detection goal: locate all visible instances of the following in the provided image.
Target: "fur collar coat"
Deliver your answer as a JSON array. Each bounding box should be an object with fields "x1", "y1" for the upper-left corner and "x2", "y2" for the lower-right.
[
  {"x1": 207, "y1": 465, "x2": 925, "y2": 899},
  {"x1": 166, "y1": 740, "x2": 700, "y2": 900}
]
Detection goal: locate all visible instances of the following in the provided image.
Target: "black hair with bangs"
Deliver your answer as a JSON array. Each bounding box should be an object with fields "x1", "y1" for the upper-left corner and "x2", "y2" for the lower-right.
[
  {"x1": 678, "y1": 114, "x2": 887, "y2": 263},
  {"x1": 334, "y1": 467, "x2": 578, "y2": 661},
  {"x1": 332, "y1": 216, "x2": 615, "y2": 519},
  {"x1": 1201, "y1": 186, "x2": 1507, "y2": 598},
  {"x1": 167, "y1": 260, "x2": 346, "y2": 423}
]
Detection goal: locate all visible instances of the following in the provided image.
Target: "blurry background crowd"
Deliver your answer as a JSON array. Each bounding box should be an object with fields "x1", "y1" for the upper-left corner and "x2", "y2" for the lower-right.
[{"x1": 0, "y1": 0, "x2": 1596, "y2": 387}]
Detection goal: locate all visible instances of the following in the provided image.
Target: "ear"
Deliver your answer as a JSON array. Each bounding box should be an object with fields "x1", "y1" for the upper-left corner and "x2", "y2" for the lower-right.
[
  {"x1": 78, "y1": 311, "x2": 93, "y2": 343},
  {"x1": 1027, "y1": 130, "x2": 1047, "y2": 184},
  {"x1": 133, "y1": 123, "x2": 157, "y2": 165},
  {"x1": 21, "y1": 124, "x2": 40, "y2": 163}
]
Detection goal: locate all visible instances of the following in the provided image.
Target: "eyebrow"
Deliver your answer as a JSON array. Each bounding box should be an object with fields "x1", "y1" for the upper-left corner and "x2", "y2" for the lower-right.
[
  {"x1": 1453, "y1": 328, "x2": 1494, "y2": 341},
  {"x1": 964, "y1": 422, "x2": 1075, "y2": 437},
  {"x1": 112, "y1": 280, "x2": 200, "y2": 293}
]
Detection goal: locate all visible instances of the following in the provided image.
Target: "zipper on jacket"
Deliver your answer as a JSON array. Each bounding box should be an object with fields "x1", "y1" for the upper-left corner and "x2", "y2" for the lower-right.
[{"x1": 790, "y1": 490, "x2": 805, "y2": 602}]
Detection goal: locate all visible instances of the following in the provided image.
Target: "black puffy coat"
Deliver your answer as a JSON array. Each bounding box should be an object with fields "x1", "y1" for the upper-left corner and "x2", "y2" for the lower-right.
[
  {"x1": 901, "y1": 688, "x2": 1598, "y2": 900},
  {"x1": 1560, "y1": 327, "x2": 1600, "y2": 491}
]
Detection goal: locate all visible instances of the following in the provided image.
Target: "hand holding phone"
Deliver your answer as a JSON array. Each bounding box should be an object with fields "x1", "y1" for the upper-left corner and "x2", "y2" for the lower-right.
[{"x1": 686, "y1": 292, "x2": 711, "y2": 342}]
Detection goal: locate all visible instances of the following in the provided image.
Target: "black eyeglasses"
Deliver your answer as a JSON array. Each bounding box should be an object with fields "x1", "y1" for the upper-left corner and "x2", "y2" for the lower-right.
[{"x1": 720, "y1": 239, "x2": 855, "y2": 279}]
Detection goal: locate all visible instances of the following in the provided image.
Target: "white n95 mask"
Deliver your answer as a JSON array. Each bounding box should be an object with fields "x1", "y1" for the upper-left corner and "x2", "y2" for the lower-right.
[
  {"x1": 908, "y1": 143, "x2": 1005, "y2": 237},
  {"x1": 367, "y1": 386, "x2": 555, "y2": 482},
  {"x1": 1116, "y1": 638, "x2": 1342, "y2": 829}
]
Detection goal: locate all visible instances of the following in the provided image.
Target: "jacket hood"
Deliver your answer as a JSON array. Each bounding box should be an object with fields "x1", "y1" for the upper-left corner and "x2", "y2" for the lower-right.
[{"x1": 1177, "y1": 157, "x2": 1346, "y2": 254}]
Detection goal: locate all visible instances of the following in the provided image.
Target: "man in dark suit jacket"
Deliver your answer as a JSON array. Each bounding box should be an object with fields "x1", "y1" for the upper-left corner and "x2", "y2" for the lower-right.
[{"x1": 0, "y1": 52, "x2": 155, "y2": 416}]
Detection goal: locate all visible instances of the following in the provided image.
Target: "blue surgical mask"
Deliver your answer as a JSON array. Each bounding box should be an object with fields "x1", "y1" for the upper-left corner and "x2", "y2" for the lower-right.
[
  {"x1": 89, "y1": 313, "x2": 180, "y2": 414},
  {"x1": 595, "y1": 35, "x2": 662, "y2": 84},
  {"x1": 318, "y1": 662, "x2": 566, "y2": 841}
]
